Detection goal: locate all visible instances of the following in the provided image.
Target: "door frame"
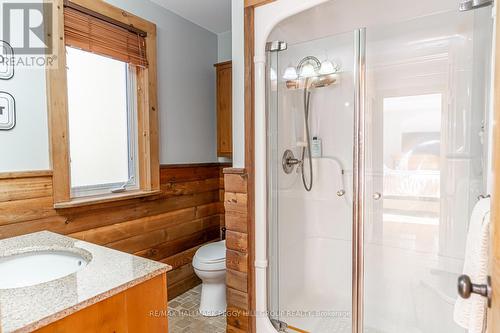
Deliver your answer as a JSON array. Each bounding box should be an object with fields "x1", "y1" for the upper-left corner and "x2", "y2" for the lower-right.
[{"x1": 488, "y1": 2, "x2": 500, "y2": 330}]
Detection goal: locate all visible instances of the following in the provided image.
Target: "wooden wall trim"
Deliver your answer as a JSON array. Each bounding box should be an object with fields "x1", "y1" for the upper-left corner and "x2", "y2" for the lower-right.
[
  {"x1": 46, "y1": 0, "x2": 71, "y2": 204},
  {"x1": 144, "y1": 18, "x2": 160, "y2": 192},
  {"x1": 0, "y1": 170, "x2": 53, "y2": 180},
  {"x1": 0, "y1": 164, "x2": 228, "y2": 179},
  {"x1": 67, "y1": 0, "x2": 156, "y2": 32},
  {"x1": 244, "y1": 0, "x2": 275, "y2": 8},
  {"x1": 244, "y1": 7, "x2": 255, "y2": 174},
  {"x1": 214, "y1": 60, "x2": 233, "y2": 68},
  {"x1": 244, "y1": 4, "x2": 257, "y2": 333},
  {"x1": 162, "y1": 163, "x2": 230, "y2": 169},
  {"x1": 223, "y1": 167, "x2": 246, "y2": 175}
]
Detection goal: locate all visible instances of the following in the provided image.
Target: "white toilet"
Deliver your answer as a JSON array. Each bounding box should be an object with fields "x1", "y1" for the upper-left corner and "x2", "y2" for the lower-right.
[{"x1": 192, "y1": 240, "x2": 226, "y2": 316}]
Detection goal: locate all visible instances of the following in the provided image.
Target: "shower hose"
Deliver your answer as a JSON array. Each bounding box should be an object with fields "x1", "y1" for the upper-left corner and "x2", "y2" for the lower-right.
[{"x1": 301, "y1": 85, "x2": 313, "y2": 191}]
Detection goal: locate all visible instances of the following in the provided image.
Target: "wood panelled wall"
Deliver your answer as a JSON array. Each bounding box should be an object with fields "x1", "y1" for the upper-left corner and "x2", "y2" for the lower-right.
[
  {"x1": 0, "y1": 163, "x2": 227, "y2": 299},
  {"x1": 224, "y1": 168, "x2": 251, "y2": 332}
]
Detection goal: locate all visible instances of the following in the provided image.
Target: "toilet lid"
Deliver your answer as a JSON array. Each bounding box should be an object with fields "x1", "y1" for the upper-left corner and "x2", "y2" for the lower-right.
[{"x1": 195, "y1": 240, "x2": 226, "y2": 263}]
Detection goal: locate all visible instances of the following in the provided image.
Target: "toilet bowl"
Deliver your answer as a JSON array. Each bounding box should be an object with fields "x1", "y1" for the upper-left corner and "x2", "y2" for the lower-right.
[{"x1": 192, "y1": 240, "x2": 226, "y2": 316}]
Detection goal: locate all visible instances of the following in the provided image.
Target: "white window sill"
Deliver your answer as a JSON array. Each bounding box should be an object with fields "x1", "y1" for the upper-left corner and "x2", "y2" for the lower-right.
[{"x1": 53, "y1": 190, "x2": 161, "y2": 209}]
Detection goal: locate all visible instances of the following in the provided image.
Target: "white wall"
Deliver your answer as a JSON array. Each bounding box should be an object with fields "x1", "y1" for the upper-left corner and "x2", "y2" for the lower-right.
[
  {"x1": 106, "y1": 0, "x2": 219, "y2": 165},
  {"x1": 217, "y1": 31, "x2": 232, "y2": 62},
  {"x1": 0, "y1": 0, "x2": 50, "y2": 172},
  {"x1": 231, "y1": 0, "x2": 245, "y2": 168},
  {"x1": 0, "y1": 0, "x2": 219, "y2": 172},
  {"x1": 0, "y1": 64, "x2": 49, "y2": 172}
]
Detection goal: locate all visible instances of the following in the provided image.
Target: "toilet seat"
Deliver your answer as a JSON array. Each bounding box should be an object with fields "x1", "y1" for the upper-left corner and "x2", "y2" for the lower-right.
[
  {"x1": 192, "y1": 241, "x2": 226, "y2": 271},
  {"x1": 193, "y1": 259, "x2": 225, "y2": 271}
]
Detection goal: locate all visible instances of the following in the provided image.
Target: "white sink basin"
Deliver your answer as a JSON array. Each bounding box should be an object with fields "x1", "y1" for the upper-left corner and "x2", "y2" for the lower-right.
[{"x1": 0, "y1": 249, "x2": 90, "y2": 289}]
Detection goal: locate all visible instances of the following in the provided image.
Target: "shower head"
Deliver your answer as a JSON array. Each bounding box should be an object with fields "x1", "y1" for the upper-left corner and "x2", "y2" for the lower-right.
[
  {"x1": 459, "y1": 0, "x2": 493, "y2": 11},
  {"x1": 310, "y1": 73, "x2": 338, "y2": 89},
  {"x1": 285, "y1": 72, "x2": 338, "y2": 90}
]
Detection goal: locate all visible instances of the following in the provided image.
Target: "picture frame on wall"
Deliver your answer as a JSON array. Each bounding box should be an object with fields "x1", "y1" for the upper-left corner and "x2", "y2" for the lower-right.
[
  {"x1": 0, "y1": 92, "x2": 15, "y2": 130},
  {"x1": 0, "y1": 41, "x2": 14, "y2": 80}
]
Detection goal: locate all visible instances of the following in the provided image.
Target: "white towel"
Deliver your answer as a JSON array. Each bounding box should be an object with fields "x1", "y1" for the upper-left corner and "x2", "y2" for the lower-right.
[{"x1": 453, "y1": 197, "x2": 491, "y2": 333}]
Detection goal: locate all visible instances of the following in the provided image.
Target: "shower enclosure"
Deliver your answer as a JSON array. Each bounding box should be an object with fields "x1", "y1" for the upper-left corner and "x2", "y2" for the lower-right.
[{"x1": 265, "y1": 1, "x2": 494, "y2": 332}]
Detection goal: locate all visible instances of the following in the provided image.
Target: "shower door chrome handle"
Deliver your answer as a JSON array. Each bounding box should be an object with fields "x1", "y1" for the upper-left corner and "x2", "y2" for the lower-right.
[
  {"x1": 372, "y1": 192, "x2": 382, "y2": 200},
  {"x1": 457, "y1": 275, "x2": 492, "y2": 308}
]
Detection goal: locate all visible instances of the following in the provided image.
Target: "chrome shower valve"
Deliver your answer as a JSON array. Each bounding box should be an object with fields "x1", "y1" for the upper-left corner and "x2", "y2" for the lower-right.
[{"x1": 282, "y1": 149, "x2": 301, "y2": 174}]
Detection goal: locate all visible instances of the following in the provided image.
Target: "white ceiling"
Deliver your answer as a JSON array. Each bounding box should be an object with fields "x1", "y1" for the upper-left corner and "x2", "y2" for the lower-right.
[{"x1": 151, "y1": 0, "x2": 231, "y2": 34}]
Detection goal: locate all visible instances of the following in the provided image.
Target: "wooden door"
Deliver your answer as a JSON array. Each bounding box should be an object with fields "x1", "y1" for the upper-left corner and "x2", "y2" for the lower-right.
[
  {"x1": 215, "y1": 61, "x2": 233, "y2": 157},
  {"x1": 490, "y1": 88, "x2": 500, "y2": 330},
  {"x1": 491, "y1": 204, "x2": 500, "y2": 329},
  {"x1": 489, "y1": 3, "x2": 500, "y2": 332}
]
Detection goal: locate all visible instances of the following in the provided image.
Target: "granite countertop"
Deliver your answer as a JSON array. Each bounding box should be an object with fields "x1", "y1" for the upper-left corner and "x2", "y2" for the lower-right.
[{"x1": 0, "y1": 231, "x2": 172, "y2": 333}]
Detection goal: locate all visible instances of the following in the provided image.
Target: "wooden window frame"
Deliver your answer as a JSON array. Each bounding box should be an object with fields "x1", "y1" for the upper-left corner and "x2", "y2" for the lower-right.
[{"x1": 47, "y1": 0, "x2": 159, "y2": 209}]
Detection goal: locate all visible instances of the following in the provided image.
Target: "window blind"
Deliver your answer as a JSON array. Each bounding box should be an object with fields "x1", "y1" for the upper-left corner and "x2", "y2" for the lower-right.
[{"x1": 64, "y1": 5, "x2": 148, "y2": 67}]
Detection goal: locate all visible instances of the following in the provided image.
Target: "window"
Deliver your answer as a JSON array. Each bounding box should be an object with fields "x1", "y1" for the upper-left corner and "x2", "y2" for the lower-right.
[
  {"x1": 382, "y1": 93, "x2": 442, "y2": 226},
  {"x1": 47, "y1": 0, "x2": 159, "y2": 207},
  {"x1": 66, "y1": 47, "x2": 138, "y2": 197}
]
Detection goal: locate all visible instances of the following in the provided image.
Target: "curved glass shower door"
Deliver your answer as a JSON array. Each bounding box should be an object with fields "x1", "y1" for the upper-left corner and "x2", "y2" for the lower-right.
[
  {"x1": 266, "y1": 2, "x2": 493, "y2": 333},
  {"x1": 267, "y1": 31, "x2": 357, "y2": 333},
  {"x1": 363, "y1": 7, "x2": 493, "y2": 333}
]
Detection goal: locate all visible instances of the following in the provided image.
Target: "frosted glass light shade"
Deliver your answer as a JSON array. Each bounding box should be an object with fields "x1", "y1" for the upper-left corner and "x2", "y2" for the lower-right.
[
  {"x1": 319, "y1": 60, "x2": 337, "y2": 75},
  {"x1": 300, "y1": 63, "x2": 316, "y2": 78},
  {"x1": 283, "y1": 66, "x2": 298, "y2": 80}
]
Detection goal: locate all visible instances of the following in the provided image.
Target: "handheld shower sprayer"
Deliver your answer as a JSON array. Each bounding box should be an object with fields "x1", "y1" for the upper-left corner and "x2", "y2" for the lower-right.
[{"x1": 282, "y1": 55, "x2": 338, "y2": 191}]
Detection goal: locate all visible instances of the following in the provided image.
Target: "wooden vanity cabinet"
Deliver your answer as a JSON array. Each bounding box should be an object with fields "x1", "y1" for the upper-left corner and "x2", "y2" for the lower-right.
[
  {"x1": 34, "y1": 273, "x2": 168, "y2": 332},
  {"x1": 215, "y1": 61, "x2": 233, "y2": 158}
]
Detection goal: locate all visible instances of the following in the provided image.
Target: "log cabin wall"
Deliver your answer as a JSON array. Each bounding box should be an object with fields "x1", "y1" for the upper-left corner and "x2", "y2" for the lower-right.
[
  {"x1": 0, "y1": 163, "x2": 228, "y2": 299},
  {"x1": 224, "y1": 168, "x2": 251, "y2": 332}
]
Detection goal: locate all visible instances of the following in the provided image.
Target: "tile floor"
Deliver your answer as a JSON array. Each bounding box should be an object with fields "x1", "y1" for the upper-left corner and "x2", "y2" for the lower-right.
[{"x1": 168, "y1": 285, "x2": 226, "y2": 333}]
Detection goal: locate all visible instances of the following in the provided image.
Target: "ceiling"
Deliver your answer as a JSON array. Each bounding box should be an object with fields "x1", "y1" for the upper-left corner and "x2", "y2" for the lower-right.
[{"x1": 150, "y1": 0, "x2": 231, "y2": 34}]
